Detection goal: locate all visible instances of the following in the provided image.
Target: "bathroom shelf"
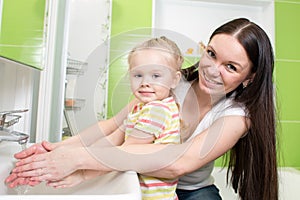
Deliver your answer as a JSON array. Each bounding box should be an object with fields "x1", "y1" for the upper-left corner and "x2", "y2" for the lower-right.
[
  {"x1": 63, "y1": 58, "x2": 88, "y2": 137},
  {"x1": 64, "y1": 98, "x2": 85, "y2": 111},
  {"x1": 66, "y1": 58, "x2": 88, "y2": 75}
]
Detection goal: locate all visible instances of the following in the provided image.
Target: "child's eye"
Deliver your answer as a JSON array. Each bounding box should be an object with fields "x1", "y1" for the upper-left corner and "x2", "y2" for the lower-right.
[
  {"x1": 152, "y1": 74, "x2": 161, "y2": 78},
  {"x1": 133, "y1": 74, "x2": 142, "y2": 78}
]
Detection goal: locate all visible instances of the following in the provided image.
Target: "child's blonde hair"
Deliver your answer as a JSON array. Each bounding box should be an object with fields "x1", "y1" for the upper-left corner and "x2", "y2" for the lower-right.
[{"x1": 128, "y1": 36, "x2": 184, "y2": 70}]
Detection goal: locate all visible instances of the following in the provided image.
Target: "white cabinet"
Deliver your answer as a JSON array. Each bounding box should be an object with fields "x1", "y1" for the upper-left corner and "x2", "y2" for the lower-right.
[{"x1": 152, "y1": 0, "x2": 274, "y2": 54}]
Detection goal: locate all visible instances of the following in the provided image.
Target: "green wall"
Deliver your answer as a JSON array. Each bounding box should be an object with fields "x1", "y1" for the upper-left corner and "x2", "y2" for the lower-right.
[
  {"x1": 107, "y1": 0, "x2": 152, "y2": 118},
  {"x1": 0, "y1": 0, "x2": 46, "y2": 69},
  {"x1": 275, "y1": 0, "x2": 300, "y2": 168}
]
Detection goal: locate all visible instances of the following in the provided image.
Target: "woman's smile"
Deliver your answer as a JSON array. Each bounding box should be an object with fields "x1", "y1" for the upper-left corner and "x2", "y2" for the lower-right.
[{"x1": 203, "y1": 71, "x2": 223, "y2": 86}]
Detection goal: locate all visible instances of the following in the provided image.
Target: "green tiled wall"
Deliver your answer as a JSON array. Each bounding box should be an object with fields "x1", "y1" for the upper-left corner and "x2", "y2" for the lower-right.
[
  {"x1": 276, "y1": 61, "x2": 300, "y2": 121},
  {"x1": 275, "y1": 2, "x2": 300, "y2": 60},
  {"x1": 275, "y1": 1, "x2": 300, "y2": 168},
  {"x1": 0, "y1": 0, "x2": 46, "y2": 69},
  {"x1": 278, "y1": 123, "x2": 300, "y2": 168},
  {"x1": 107, "y1": 0, "x2": 152, "y2": 118}
]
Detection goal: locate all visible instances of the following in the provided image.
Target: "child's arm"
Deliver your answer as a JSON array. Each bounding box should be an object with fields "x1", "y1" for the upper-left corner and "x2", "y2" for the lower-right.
[
  {"x1": 122, "y1": 129, "x2": 155, "y2": 145},
  {"x1": 89, "y1": 124, "x2": 126, "y2": 147}
]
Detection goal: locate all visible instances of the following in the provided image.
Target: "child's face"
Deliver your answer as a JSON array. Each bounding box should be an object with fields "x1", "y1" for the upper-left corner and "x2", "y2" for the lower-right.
[{"x1": 129, "y1": 49, "x2": 181, "y2": 103}]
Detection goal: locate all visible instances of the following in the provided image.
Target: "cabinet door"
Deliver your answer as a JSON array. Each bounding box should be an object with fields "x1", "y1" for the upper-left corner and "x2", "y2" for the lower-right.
[{"x1": 0, "y1": 0, "x2": 46, "y2": 69}]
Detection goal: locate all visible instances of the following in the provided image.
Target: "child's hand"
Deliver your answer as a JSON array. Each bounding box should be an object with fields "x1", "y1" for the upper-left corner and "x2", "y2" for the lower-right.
[
  {"x1": 47, "y1": 170, "x2": 85, "y2": 189},
  {"x1": 5, "y1": 172, "x2": 41, "y2": 188}
]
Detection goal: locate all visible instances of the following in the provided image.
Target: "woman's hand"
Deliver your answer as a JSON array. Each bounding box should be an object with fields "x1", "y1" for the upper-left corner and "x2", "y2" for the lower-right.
[
  {"x1": 15, "y1": 141, "x2": 54, "y2": 159},
  {"x1": 5, "y1": 172, "x2": 41, "y2": 188},
  {"x1": 11, "y1": 144, "x2": 78, "y2": 182},
  {"x1": 5, "y1": 141, "x2": 55, "y2": 188}
]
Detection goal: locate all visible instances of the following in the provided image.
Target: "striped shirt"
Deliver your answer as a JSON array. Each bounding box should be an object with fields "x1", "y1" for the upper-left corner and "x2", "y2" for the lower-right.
[{"x1": 125, "y1": 96, "x2": 180, "y2": 199}]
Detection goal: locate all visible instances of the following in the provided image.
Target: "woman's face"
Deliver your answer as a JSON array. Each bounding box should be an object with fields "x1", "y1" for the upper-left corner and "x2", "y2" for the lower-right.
[{"x1": 198, "y1": 34, "x2": 253, "y2": 95}]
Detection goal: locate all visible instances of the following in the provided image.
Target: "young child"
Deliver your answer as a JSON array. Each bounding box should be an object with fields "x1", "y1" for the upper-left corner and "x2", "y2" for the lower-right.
[
  {"x1": 48, "y1": 36, "x2": 183, "y2": 200},
  {"x1": 122, "y1": 36, "x2": 183, "y2": 200}
]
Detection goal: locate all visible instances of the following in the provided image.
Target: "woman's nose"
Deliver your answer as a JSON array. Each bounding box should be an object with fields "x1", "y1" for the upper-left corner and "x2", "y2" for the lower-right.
[{"x1": 207, "y1": 65, "x2": 221, "y2": 77}]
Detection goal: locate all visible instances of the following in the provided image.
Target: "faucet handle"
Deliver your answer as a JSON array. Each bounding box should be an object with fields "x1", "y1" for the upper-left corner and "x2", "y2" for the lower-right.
[
  {"x1": 0, "y1": 109, "x2": 28, "y2": 129},
  {"x1": 0, "y1": 109, "x2": 29, "y2": 116}
]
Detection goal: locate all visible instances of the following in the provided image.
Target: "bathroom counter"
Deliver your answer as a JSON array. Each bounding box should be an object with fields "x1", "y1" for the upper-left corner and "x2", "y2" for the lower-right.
[{"x1": 0, "y1": 142, "x2": 141, "y2": 199}]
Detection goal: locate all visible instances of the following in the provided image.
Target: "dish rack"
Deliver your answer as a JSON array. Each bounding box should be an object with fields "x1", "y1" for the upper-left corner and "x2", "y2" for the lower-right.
[
  {"x1": 66, "y1": 58, "x2": 88, "y2": 75},
  {"x1": 62, "y1": 58, "x2": 87, "y2": 138}
]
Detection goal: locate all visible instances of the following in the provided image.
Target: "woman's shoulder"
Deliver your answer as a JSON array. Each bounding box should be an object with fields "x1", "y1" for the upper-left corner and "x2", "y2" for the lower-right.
[
  {"x1": 173, "y1": 78, "x2": 192, "y2": 105},
  {"x1": 212, "y1": 96, "x2": 247, "y2": 118}
]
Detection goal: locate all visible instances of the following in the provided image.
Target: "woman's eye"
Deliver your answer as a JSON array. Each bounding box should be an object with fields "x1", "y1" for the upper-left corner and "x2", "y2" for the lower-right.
[
  {"x1": 226, "y1": 64, "x2": 237, "y2": 72},
  {"x1": 207, "y1": 50, "x2": 216, "y2": 58}
]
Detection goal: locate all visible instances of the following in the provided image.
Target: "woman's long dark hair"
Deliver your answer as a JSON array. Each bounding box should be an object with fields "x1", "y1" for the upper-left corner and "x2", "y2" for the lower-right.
[{"x1": 182, "y1": 18, "x2": 278, "y2": 200}]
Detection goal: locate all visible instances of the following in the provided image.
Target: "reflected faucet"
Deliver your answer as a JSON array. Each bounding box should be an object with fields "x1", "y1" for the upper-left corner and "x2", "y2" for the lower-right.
[
  {"x1": 0, "y1": 130, "x2": 29, "y2": 144},
  {"x1": 0, "y1": 109, "x2": 29, "y2": 145}
]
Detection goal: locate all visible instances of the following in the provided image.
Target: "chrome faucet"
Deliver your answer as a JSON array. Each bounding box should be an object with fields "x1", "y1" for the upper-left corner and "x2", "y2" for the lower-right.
[
  {"x1": 0, "y1": 109, "x2": 29, "y2": 144},
  {"x1": 0, "y1": 130, "x2": 29, "y2": 144}
]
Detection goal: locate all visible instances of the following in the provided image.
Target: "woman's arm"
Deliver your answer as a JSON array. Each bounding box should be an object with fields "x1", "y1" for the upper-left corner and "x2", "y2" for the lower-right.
[
  {"x1": 10, "y1": 118, "x2": 120, "y2": 162},
  {"x1": 78, "y1": 115, "x2": 248, "y2": 178},
  {"x1": 144, "y1": 115, "x2": 249, "y2": 179},
  {"x1": 11, "y1": 115, "x2": 248, "y2": 183}
]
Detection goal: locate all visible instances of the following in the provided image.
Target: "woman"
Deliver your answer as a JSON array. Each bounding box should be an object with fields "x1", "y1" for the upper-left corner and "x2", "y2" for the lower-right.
[{"x1": 6, "y1": 18, "x2": 278, "y2": 200}]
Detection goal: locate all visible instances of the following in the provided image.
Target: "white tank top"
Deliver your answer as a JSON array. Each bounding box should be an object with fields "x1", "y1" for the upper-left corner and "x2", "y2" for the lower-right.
[{"x1": 173, "y1": 79, "x2": 246, "y2": 190}]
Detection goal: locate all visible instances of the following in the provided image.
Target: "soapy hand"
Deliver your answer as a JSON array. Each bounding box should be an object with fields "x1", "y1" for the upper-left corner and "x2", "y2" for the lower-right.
[
  {"x1": 47, "y1": 169, "x2": 109, "y2": 189},
  {"x1": 16, "y1": 141, "x2": 54, "y2": 159},
  {"x1": 11, "y1": 143, "x2": 78, "y2": 183},
  {"x1": 5, "y1": 141, "x2": 54, "y2": 188},
  {"x1": 5, "y1": 172, "x2": 41, "y2": 187},
  {"x1": 47, "y1": 170, "x2": 85, "y2": 189}
]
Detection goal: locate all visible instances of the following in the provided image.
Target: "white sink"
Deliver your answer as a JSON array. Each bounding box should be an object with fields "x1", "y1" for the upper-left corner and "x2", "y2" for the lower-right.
[{"x1": 0, "y1": 142, "x2": 141, "y2": 199}]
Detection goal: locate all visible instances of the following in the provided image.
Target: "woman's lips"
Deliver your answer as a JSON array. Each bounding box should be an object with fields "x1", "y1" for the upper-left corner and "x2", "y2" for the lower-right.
[{"x1": 203, "y1": 71, "x2": 223, "y2": 85}]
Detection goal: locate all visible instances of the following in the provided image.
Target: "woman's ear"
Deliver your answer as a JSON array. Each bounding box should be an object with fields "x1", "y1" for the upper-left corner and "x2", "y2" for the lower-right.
[
  {"x1": 171, "y1": 71, "x2": 182, "y2": 89},
  {"x1": 242, "y1": 79, "x2": 251, "y2": 88},
  {"x1": 242, "y1": 73, "x2": 255, "y2": 88}
]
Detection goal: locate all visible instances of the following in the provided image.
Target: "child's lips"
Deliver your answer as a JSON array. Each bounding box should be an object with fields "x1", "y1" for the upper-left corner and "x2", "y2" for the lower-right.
[
  {"x1": 139, "y1": 91, "x2": 155, "y2": 96},
  {"x1": 139, "y1": 90, "x2": 154, "y2": 93}
]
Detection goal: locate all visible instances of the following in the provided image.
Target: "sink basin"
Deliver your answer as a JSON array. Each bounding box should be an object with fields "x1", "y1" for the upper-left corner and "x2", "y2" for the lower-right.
[{"x1": 0, "y1": 142, "x2": 141, "y2": 199}]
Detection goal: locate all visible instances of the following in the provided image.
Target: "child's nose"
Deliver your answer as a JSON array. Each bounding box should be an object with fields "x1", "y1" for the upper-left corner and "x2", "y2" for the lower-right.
[{"x1": 140, "y1": 76, "x2": 151, "y2": 87}]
